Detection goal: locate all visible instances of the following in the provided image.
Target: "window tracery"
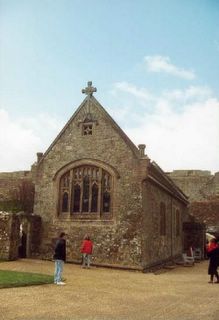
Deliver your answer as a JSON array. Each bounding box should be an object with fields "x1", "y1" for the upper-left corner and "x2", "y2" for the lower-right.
[{"x1": 59, "y1": 165, "x2": 112, "y2": 218}]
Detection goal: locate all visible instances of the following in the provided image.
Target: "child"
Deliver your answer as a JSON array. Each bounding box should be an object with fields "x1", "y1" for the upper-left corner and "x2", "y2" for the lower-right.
[
  {"x1": 206, "y1": 238, "x2": 219, "y2": 284},
  {"x1": 81, "y1": 235, "x2": 93, "y2": 268}
]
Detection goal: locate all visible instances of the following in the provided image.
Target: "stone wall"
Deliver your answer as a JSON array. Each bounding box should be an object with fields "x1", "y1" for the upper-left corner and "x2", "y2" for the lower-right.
[
  {"x1": 0, "y1": 211, "x2": 42, "y2": 261},
  {"x1": 34, "y1": 99, "x2": 145, "y2": 268},
  {"x1": 142, "y1": 180, "x2": 186, "y2": 268},
  {"x1": 167, "y1": 170, "x2": 219, "y2": 201},
  {"x1": 0, "y1": 212, "x2": 20, "y2": 260},
  {"x1": 167, "y1": 170, "x2": 219, "y2": 233},
  {"x1": 0, "y1": 171, "x2": 34, "y2": 213},
  {"x1": 0, "y1": 171, "x2": 31, "y2": 200}
]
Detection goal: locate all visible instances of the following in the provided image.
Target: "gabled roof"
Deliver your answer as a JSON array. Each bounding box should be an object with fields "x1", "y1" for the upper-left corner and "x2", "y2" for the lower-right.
[{"x1": 38, "y1": 95, "x2": 140, "y2": 164}]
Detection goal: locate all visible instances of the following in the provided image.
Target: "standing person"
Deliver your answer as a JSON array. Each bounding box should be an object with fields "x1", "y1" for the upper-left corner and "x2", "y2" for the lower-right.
[
  {"x1": 206, "y1": 238, "x2": 219, "y2": 284},
  {"x1": 53, "y1": 232, "x2": 66, "y2": 285},
  {"x1": 81, "y1": 235, "x2": 93, "y2": 268}
]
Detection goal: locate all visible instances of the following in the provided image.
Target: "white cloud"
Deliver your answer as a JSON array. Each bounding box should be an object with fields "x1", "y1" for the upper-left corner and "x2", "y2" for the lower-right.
[
  {"x1": 144, "y1": 55, "x2": 196, "y2": 80},
  {"x1": 1, "y1": 82, "x2": 219, "y2": 175},
  {"x1": 113, "y1": 82, "x2": 154, "y2": 102},
  {"x1": 0, "y1": 109, "x2": 63, "y2": 171},
  {"x1": 162, "y1": 86, "x2": 212, "y2": 102},
  {"x1": 111, "y1": 83, "x2": 219, "y2": 174}
]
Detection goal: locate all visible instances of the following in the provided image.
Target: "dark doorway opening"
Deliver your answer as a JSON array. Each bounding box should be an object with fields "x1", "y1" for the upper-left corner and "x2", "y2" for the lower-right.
[{"x1": 18, "y1": 231, "x2": 27, "y2": 258}]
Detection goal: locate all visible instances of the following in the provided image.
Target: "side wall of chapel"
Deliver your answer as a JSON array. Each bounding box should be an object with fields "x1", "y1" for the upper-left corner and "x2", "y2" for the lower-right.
[{"x1": 142, "y1": 180, "x2": 186, "y2": 268}]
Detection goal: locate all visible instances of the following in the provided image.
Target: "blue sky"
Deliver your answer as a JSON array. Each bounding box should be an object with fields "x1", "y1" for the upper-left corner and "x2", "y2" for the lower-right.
[{"x1": 0, "y1": 0, "x2": 219, "y2": 173}]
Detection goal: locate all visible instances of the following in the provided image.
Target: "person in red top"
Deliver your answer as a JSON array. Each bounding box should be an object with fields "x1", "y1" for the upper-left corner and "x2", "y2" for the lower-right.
[
  {"x1": 81, "y1": 234, "x2": 93, "y2": 268},
  {"x1": 206, "y1": 238, "x2": 219, "y2": 283}
]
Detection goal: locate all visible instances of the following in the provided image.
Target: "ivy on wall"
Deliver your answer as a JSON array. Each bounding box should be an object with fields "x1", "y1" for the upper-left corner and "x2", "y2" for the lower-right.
[{"x1": 0, "y1": 200, "x2": 23, "y2": 213}]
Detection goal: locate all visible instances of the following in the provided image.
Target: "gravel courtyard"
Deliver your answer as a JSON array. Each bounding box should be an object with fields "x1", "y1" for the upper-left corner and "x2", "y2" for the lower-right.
[{"x1": 0, "y1": 259, "x2": 218, "y2": 320}]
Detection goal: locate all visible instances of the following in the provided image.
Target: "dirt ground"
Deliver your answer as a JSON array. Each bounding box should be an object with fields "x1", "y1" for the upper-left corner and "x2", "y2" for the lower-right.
[{"x1": 0, "y1": 259, "x2": 218, "y2": 320}]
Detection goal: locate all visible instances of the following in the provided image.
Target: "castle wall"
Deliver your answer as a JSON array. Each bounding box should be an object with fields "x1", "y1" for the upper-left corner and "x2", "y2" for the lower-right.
[
  {"x1": 167, "y1": 170, "x2": 219, "y2": 201},
  {"x1": 0, "y1": 171, "x2": 34, "y2": 213},
  {"x1": 0, "y1": 171, "x2": 30, "y2": 199},
  {"x1": 167, "y1": 170, "x2": 219, "y2": 235}
]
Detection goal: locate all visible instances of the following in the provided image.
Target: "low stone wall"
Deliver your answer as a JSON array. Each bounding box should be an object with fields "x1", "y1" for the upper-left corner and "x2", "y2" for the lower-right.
[
  {"x1": 0, "y1": 211, "x2": 42, "y2": 261},
  {"x1": 0, "y1": 211, "x2": 20, "y2": 260}
]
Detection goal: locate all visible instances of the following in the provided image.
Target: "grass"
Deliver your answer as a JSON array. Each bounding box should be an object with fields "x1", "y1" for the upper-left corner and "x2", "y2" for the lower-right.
[{"x1": 0, "y1": 270, "x2": 54, "y2": 288}]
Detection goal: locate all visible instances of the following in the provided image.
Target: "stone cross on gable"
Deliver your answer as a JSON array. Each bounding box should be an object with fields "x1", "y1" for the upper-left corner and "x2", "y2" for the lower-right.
[{"x1": 82, "y1": 81, "x2": 97, "y2": 97}]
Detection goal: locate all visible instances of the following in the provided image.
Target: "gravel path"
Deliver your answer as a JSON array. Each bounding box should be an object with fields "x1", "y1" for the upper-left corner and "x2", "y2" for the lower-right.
[{"x1": 0, "y1": 259, "x2": 218, "y2": 320}]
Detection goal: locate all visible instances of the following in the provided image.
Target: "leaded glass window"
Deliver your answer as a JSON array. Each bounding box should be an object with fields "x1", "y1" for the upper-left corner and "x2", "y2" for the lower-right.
[
  {"x1": 59, "y1": 165, "x2": 112, "y2": 217},
  {"x1": 73, "y1": 184, "x2": 80, "y2": 212},
  {"x1": 91, "y1": 183, "x2": 98, "y2": 212},
  {"x1": 60, "y1": 172, "x2": 70, "y2": 213},
  {"x1": 62, "y1": 192, "x2": 69, "y2": 212}
]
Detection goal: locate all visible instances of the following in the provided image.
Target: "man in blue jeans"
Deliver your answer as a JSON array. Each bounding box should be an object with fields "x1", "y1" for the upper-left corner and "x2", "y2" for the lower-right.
[{"x1": 53, "y1": 232, "x2": 66, "y2": 285}]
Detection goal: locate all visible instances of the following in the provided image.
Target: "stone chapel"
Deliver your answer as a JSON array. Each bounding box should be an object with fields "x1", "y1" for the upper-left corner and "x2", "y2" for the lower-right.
[{"x1": 31, "y1": 81, "x2": 190, "y2": 270}]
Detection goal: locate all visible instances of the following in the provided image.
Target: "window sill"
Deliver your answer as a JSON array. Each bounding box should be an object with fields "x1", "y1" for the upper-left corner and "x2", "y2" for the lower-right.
[{"x1": 58, "y1": 212, "x2": 112, "y2": 221}]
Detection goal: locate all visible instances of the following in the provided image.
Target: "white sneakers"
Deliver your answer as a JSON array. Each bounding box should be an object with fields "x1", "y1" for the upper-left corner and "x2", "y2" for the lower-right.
[
  {"x1": 57, "y1": 281, "x2": 65, "y2": 285},
  {"x1": 55, "y1": 281, "x2": 66, "y2": 285}
]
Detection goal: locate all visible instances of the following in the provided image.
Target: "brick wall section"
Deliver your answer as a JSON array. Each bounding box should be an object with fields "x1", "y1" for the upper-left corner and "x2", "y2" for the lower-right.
[{"x1": 189, "y1": 200, "x2": 219, "y2": 233}]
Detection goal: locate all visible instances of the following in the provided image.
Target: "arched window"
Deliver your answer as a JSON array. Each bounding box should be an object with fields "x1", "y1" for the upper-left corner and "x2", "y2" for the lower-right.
[
  {"x1": 59, "y1": 165, "x2": 112, "y2": 218},
  {"x1": 160, "y1": 202, "x2": 166, "y2": 236},
  {"x1": 60, "y1": 172, "x2": 70, "y2": 213}
]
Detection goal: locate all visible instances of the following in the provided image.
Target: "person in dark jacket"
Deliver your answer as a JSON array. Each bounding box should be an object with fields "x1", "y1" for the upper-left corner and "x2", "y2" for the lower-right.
[
  {"x1": 206, "y1": 238, "x2": 219, "y2": 284},
  {"x1": 53, "y1": 232, "x2": 66, "y2": 285}
]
